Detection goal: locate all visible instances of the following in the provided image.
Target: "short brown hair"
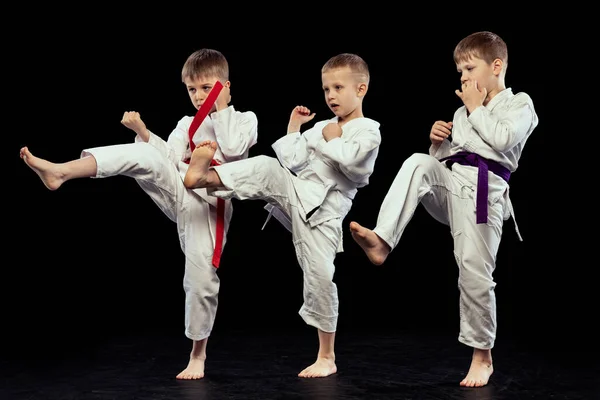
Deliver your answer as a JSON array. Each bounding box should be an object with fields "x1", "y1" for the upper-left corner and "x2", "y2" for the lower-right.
[
  {"x1": 453, "y1": 31, "x2": 508, "y2": 66},
  {"x1": 322, "y1": 53, "x2": 370, "y2": 84},
  {"x1": 181, "y1": 48, "x2": 229, "y2": 82}
]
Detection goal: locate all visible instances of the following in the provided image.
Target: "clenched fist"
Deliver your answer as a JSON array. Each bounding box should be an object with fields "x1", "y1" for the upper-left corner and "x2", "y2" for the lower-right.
[
  {"x1": 430, "y1": 120, "x2": 452, "y2": 145},
  {"x1": 121, "y1": 111, "x2": 150, "y2": 142},
  {"x1": 215, "y1": 83, "x2": 231, "y2": 111},
  {"x1": 322, "y1": 122, "x2": 342, "y2": 142},
  {"x1": 287, "y1": 105, "x2": 316, "y2": 134}
]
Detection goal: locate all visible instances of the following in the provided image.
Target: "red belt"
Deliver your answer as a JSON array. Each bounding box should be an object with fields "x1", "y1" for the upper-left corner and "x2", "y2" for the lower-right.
[{"x1": 184, "y1": 81, "x2": 225, "y2": 268}]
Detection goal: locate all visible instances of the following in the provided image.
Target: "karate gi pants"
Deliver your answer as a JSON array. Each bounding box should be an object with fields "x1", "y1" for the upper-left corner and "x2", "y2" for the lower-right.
[
  {"x1": 82, "y1": 142, "x2": 230, "y2": 341},
  {"x1": 373, "y1": 153, "x2": 509, "y2": 349},
  {"x1": 211, "y1": 155, "x2": 342, "y2": 333}
]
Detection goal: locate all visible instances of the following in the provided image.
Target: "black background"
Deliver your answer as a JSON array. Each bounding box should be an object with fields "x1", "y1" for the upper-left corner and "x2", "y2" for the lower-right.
[{"x1": 5, "y1": 10, "x2": 589, "y2": 362}]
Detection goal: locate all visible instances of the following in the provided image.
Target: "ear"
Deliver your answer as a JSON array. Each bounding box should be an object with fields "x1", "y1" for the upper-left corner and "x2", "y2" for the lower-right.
[
  {"x1": 492, "y1": 58, "x2": 503, "y2": 76},
  {"x1": 357, "y1": 82, "x2": 368, "y2": 97},
  {"x1": 223, "y1": 80, "x2": 231, "y2": 89}
]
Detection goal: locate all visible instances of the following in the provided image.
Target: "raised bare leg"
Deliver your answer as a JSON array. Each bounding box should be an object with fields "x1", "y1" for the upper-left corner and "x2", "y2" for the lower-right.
[
  {"x1": 298, "y1": 329, "x2": 337, "y2": 378},
  {"x1": 20, "y1": 146, "x2": 98, "y2": 190},
  {"x1": 349, "y1": 221, "x2": 391, "y2": 266},
  {"x1": 176, "y1": 338, "x2": 208, "y2": 380}
]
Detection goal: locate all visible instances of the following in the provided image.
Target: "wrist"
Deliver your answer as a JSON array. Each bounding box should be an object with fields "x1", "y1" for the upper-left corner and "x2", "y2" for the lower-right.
[
  {"x1": 466, "y1": 103, "x2": 480, "y2": 114},
  {"x1": 137, "y1": 129, "x2": 150, "y2": 142},
  {"x1": 287, "y1": 123, "x2": 301, "y2": 133}
]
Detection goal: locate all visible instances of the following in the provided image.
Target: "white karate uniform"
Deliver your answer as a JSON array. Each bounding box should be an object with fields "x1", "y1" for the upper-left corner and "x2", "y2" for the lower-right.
[
  {"x1": 208, "y1": 116, "x2": 381, "y2": 332},
  {"x1": 81, "y1": 106, "x2": 258, "y2": 341},
  {"x1": 372, "y1": 88, "x2": 538, "y2": 349}
]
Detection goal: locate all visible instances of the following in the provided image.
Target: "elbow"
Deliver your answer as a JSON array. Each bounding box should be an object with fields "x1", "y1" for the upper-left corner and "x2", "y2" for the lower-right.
[
  {"x1": 488, "y1": 123, "x2": 522, "y2": 153},
  {"x1": 342, "y1": 167, "x2": 373, "y2": 184},
  {"x1": 220, "y1": 144, "x2": 250, "y2": 160},
  {"x1": 489, "y1": 137, "x2": 517, "y2": 153},
  {"x1": 220, "y1": 133, "x2": 257, "y2": 159},
  {"x1": 287, "y1": 159, "x2": 307, "y2": 173}
]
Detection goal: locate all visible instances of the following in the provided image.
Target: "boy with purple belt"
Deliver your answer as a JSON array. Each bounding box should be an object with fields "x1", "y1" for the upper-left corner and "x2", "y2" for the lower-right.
[{"x1": 349, "y1": 31, "x2": 539, "y2": 388}]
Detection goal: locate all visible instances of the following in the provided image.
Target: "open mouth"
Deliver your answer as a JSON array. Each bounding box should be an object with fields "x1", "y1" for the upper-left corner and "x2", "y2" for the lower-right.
[{"x1": 330, "y1": 103, "x2": 339, "y2": 108}]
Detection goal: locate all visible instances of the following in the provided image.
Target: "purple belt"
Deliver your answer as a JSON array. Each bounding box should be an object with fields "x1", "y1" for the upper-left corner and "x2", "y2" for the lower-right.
[{"x1": 440, "y1": 151, "x2": 510, "y2": 224}]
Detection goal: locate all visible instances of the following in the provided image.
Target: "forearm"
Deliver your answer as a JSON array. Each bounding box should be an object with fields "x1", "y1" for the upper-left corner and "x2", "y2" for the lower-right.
[
  {"x1": 287, "y1": 122, "x2": 301, "y2": 134},
  {"x1": 272, "y1": 132, "x2": 309, "y2": 171},
  {"x1": 212, "y1": 108, "x2": 258, "y2": 160},
  {"x1": 135, "y1": 128, "x2": 150, "y2": 143}
]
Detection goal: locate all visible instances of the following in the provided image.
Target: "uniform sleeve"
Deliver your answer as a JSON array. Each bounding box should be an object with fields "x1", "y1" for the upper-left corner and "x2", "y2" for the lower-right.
[
  {"x1": 315, "y1": 126, "x2": 381, "y2": 184},
  {"x1": 271, "y1": 124, "x2": 321, "y2": 173},
  {"x1": 429, "y1": 139, "x2": 452, "y2": 159},
  {"x1": 467, "y1": 93, "x2": 537, "y2": 153},
  {"x1": 211, "y1": 106, "x2": 258, "y2": 162},
  {"x1": 135, "y1": 117, "x2": 190, "y2": 166}
]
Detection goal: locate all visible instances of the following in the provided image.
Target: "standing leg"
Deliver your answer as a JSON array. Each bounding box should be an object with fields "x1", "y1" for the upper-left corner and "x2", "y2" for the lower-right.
[
  {"x1": 180, "y1": 338, "x2": 208, "y2": 380},
  {"x1": 293, "y1": 218, "x2": 341, "y2": 378},
  {"x1": 175, "y1": 191, "x2": 226, "y2": 379},
  {"x1": 180, "y1": 198, "x2": 214, "y2": 381},
  {"x1": 447, "y1": 179, "x2": 504, "y2": 387}
]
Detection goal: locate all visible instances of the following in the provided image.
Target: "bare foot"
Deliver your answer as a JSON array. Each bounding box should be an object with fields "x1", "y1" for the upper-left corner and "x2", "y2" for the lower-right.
[
  {"x1": 460, "y1": 350, "x2": 493, "y2": 387},
  {"x1": 20, "y1": 147, "x2": 65, "y2": 190},
  {"x1": 349, "y1": 221, "x2": 390, "y2": 265},
  {"x1": 183, "y1": 141, "x2": 217, "y2": 189},
  {"x1": 177, "y1": 338, "x2": 207, "y2": 380},
  {"x1": 176, "y1": 358, "x2": 205, "y2": 380},
  {"x1": 298, "y1": 357, "x2": 337, "y2": 378}
]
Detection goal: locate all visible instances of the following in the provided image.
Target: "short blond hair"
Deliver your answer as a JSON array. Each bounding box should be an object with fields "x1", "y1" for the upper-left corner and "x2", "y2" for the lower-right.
[{"x1": 322, "y1": 53, "x2": 370, "y2": 84}]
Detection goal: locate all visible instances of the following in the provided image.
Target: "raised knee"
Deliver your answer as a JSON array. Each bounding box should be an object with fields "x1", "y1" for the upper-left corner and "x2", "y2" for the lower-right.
[
  {"x1": 402, "y1": 153, "x2": 437, "y2": 170},
  {"x1": 255, "y1": 155, "x2": 279, "y2": 168}
]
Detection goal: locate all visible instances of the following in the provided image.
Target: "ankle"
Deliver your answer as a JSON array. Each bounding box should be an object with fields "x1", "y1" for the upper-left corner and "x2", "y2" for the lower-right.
[
  {"x1": 317, "y1": 352, "x2": 335, "y2": 361},
  {"x1": 190, "y1": 353, "x2": 206, "y2": 361},
  {"x1": 472, "y1": 349, "x2": 492, "y2": 364}
]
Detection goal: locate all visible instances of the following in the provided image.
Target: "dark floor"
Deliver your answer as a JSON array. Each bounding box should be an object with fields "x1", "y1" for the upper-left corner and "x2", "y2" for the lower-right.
[{"x1": 1, "y1": 328, "x2": 597, "y2": 400}]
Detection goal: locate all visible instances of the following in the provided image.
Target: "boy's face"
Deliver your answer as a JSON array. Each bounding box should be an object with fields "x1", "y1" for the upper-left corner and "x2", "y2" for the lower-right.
[
  {"x1": 456, "y1": 56, "x2": 501, "y2": 94},
  {"x1": 321, "y1": 66, "x2": 366, "y2": 119},
  {"x1": 184, "y1": 75, "x2": 230, "y2": 112}
]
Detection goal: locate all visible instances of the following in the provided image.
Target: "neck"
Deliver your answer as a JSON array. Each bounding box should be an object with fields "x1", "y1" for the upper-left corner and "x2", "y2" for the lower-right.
[
  {"x1": 483, "y1": 85, "x2": 506, "y2": 106},
  {"x1": 338, "y1": 107, "x2": 363, "y2": 126}
]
